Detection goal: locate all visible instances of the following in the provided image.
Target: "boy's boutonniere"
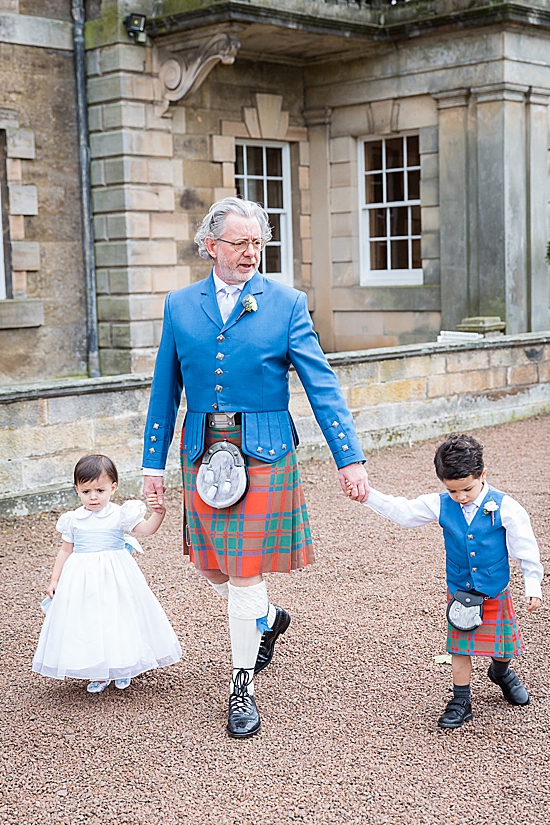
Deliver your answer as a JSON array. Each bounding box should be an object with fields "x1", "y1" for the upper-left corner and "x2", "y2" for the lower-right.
[
  {"x1": 483, "y1": 498, "x2": 499, "y2": 526},
  {"x1": 241, "y1": 294, "x2": 257, "y2": 313}
]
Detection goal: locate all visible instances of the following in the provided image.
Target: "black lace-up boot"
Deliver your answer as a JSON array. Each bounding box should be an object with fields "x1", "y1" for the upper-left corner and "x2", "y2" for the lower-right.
[{"x1": 227, "y1": 668, "x2": 261, "y2": 739}]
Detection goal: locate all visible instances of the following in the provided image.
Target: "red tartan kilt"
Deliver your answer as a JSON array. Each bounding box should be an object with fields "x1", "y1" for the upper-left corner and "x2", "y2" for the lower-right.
[
  {"x1": 446, "y1": 587, "x2": 525, "y2": 658},
  {"x1": 180, "y1": 422, "x2": 314, "y2": 577}
]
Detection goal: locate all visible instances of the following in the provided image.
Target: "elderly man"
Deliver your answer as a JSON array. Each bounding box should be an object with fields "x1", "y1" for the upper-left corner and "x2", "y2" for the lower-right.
[{"x1": 143, "y1": 197, "x2": 368, "y2": 738}]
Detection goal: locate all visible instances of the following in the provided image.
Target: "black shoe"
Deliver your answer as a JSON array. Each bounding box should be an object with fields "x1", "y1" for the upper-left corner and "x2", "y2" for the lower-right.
[
  {"x1": 227, "y1": 669, "x2": 261, "y2": 739},
  {"x1": 254, "y1": 606, "x2": 291, "y2": 675},
  {"x1": 488, "y1": 665, "x2": 530, "y2": 706},
  {"x1": 437, "y1": 697, "x2": 473, "y2": 729}
]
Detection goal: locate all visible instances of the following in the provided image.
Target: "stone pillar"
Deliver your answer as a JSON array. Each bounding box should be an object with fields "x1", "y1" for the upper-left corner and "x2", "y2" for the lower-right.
[
  {"x1": 304, "y1": 107, "x2": 334, "y2": 352},
  {"x1": 527, "y1": 89, "x2": 550, "y2": 332},
  {"x1": 473, "y1": 83, "x2": 529, "y2": 334},
  {"x1": 434, "y1": 89, "x2": 469, "y2": 330}
]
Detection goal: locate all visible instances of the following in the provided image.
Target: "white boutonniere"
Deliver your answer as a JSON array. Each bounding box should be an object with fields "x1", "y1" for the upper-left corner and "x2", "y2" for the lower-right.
[
  {"x1": 483, "y1": 498, "x2": 499, "y2": 526},
  {"x1": 241, "y1": 294, "x2": 257, "y2": 313}
]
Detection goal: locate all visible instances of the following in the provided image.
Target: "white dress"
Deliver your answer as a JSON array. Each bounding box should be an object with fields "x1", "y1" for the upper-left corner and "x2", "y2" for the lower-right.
[{"x1": 32, "y1": 501, "x2": 182, "y2": 681}]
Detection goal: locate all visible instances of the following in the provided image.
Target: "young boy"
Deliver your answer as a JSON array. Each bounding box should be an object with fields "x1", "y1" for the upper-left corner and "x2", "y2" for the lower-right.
[{"x1": 362, "y1": 434, "x2": 543, "y2": 729}]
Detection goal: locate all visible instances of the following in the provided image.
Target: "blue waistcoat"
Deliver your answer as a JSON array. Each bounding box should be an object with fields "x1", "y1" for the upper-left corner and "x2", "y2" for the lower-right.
[
  {"x1": 439, "y1": 487, "x2": 510, "y2": 598},
  {"x1": 142, "y1": 271, "x2": 365, "y2": 468}
]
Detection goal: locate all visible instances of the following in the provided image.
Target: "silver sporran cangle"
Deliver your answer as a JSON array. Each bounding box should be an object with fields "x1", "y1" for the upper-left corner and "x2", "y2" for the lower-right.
[{"x1": 196, "y1": 441, "x2": 249, "y2": 509}]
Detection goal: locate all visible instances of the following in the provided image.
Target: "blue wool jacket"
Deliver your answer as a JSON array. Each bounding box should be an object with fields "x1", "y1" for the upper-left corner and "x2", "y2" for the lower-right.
[
  {"x1": 439, "y1": 487, "x2": 510, "y2": 598},
  {"x1": 142, "y1": 271, "x2": 365, "y2": 469}
]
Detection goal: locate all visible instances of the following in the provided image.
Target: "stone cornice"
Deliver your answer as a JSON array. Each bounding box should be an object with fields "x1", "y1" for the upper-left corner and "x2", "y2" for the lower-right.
[{"x1": 0, "y1": 12, "x2": 73, "y2": 50}]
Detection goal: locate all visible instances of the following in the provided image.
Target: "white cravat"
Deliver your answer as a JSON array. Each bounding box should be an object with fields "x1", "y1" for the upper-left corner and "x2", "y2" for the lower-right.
[
  {"x1": 461, "y1": 502, "x2": 478, "y2": 525},
  {"x1": 218, "y1": 285, "x2": 239, "y2": 323}
]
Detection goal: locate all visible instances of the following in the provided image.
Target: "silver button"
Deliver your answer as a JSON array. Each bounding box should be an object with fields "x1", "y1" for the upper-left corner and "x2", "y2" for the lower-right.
[
  {"x1": 217, "y1": 334, "x2": 225, "y2": 342},
  {"x1": 269, "y1": 449, "x2": 275, "y2": 455},
  {"x1": 467, "y1": 534, "x2": 474, "y2": 540},
  {"x1": 466, "y1": 582, "x2": 471, "y2": 588},
  {"x1": 150, "y1": 436, "x2": 157, "y2": 442},
  {"x1": 342, "y1": 445, "x2": 349, "y2": 451},
  {"x1": 257, "y1": 446, "x2": 263, "y2": 453},
  {"x1": 332, "y1": 421, "x2": 339, "y2": 427},
  {"x1": 282, "y1": 443, "x2": 286, "y2": 450},
  {"x1": 149, "y1": 447, "x2": 155, "y2": 454},
  {"x1": 470, "y1": 552, "x2": 475, "y2": 557},
  {"x1": 338, "y1": 433, "x2": 345, "y2": 439},
  {"x1": 215, "y1": 385, "x2": 222, "y2": 392},
  {"x1": 212, "y1": 403, "x2": 218, "y2": 410},
  {"x1": 215, "y1": 368, "x2": 223, "y2": 376},
  {"x1": 153, "y1": 423, "x2": 159, "y2": 429},
  {"x1": 472, "y1": 567, "x2": 477, "y2": 572},
  {"x1": 216, "y1": 352, "x2": 224, "y2": 360}
]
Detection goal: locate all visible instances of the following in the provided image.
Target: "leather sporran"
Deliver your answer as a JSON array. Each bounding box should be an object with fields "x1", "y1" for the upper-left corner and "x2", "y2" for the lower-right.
[
  {"x1": 196, "y1": 440, "x2": 249, "y2": 509},
  {"x1": 446, "y1": 590, "x2": 484, "y2": 632}
]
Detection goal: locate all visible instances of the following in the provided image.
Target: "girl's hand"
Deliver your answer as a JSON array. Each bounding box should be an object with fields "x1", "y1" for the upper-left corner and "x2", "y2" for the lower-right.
[
  {"x1": 146, "y1": 492, "x2": 166, "y2": 515},
  {"x1": 525, "y1": 596, "x2": 542, "y2": 612},
  {"x1": 46, "y1": 580, "x2": 58, "y2": 599}
]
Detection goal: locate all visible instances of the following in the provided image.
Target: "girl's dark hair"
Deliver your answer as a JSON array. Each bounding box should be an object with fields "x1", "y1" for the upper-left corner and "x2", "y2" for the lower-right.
[
  {"x1": 434, "y1": 434, "x2": 484, "y2": 481},
  {"x1": 74, "y1": 454, "x2": 118, "y2": 486}
]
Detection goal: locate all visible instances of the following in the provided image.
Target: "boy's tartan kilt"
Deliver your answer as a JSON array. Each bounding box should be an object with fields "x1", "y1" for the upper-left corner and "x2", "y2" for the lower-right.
[
  {"x1": 446, "y1": 586, "x2": 525, "y2": 658},
  {"x1": 180, "y1": 422, "x2": 314, "y2": 577}
]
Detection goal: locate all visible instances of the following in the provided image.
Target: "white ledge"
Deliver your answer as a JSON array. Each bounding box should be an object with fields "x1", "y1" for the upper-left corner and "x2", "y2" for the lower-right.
[{"x1": 0, "y1": 13, "x2": 73, "y2": 51}]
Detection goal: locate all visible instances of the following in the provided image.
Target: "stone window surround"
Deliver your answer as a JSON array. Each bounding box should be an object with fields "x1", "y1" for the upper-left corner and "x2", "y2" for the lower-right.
[
  {"x1": 0, "y1": 110, "x2": 43, "y2": 330},
  {"x1": 358, "y1": 132, "x2": 423, "y2": 288}
]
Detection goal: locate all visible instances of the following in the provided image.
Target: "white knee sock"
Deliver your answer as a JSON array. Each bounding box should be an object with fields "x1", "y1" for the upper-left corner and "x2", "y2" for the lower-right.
[
  {"x1": 207, "y1": 579, "x2": 229, "y2": 600},
  {"x1": 227, "y1": 580, "x2": 269, "y2": 695}
]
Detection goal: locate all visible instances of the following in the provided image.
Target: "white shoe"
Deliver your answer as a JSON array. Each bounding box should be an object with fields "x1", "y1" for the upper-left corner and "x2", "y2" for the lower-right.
[
  {"x1": 87, "y1": 680, "x2": 111, "y2": 694},
  {"x1": 115, "y1": 678, "x2": 131, "y2": 690}
]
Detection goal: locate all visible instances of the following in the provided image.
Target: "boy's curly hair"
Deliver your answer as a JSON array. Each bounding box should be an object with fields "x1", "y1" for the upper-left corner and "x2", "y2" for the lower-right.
[{"x1": 434, "y1": 434, "x2": 484, "y2": 481}]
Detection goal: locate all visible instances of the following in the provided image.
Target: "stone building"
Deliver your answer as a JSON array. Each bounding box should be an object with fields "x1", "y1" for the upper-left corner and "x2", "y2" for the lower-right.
[{"x1": 2, "y1": 0, "x2": 550, "y2": 513}]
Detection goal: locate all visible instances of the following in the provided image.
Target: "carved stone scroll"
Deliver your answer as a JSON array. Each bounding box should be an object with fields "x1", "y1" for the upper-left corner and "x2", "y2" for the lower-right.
[{"x1": 156, "y1": 33, "x2": 240, "y2": 116}]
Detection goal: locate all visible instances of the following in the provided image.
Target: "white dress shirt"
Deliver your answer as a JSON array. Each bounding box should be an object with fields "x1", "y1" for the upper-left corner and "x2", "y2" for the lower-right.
[{"x1": 365, "y1": 482, "x2": 543, "y2": 599}]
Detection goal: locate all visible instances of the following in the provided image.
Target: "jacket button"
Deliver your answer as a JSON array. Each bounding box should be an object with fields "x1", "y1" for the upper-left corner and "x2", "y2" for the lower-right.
[
  {"x1": 472, "y1": 567, "x2": 477, "y2": 572},
  {"x1": 149, "y1": 447, "x2": 155, "y2": 454},
  {"x1": 215, "y1": 368, "x2": 223, "y2": 376},
  {"x1": 216, "y1": 352, "x2": 224, "y2": 360},
  {"x1": 332, "y1": 421, "x2": 339, "y2": 427},
  {"x1": 217, "y1": 334, "x2": 225, "y2": 342},
  {"x1": 215, "y1": 385, "x2": 223, "y2": 392},
  {"x1": 338, "y1": 433, "x2": 345, "y2": 439},
  {"x1": 153, "y1": 423, "x2": 159, "y2": 429},
  {"x1": 467, "y1": 534, "x2": 474, "y2": 540},
  {"x1": 281, "y1": 443, "x2": 286, "y2": 450},
  {"x1": 257, "y1": 446, "x2": 263, "y2": 453},
  {"x1": 466, "y1": 582, "x2": 471, "y2": 588},
  {"x1": 212, "y1": 403, "x2": 218, "y2": 410},
  {"x1": 269, "y1": 449, "x2": 275, "y2": 455},
  {"x1": 150, "y1": 436, "x2": 157, "y2": 442},
  {"x1": 342, "y1": 445, "x2": 349, "y2": 451},
  {"x1": 470, "y1": 552, "x2": 475, "y2": 557}
]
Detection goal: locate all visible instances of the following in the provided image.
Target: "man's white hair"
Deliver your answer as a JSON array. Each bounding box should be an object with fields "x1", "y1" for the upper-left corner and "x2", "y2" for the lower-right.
[{"x1": 194, "y1": 197, "x2": 272, "y2": 261}]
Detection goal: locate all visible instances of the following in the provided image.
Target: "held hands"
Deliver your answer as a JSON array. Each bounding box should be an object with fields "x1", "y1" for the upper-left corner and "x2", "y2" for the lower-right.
[
  {"x1": 143, "y1": 475, "x2": 166, "y2": 513},
  {"x1": 339, "y1": 462, "x2": 369, "y2": 504},
  {"x1": 525, "y1": 596, "x2": 542, "y2": 612},
  {"x1": 145, "y1": 491, "x2": 166, "y2": 515}
]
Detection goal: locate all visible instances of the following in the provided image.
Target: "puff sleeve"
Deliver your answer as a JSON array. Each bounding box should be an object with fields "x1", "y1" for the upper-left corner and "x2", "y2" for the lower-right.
[
  {"x1": 119, "y1": 500, "x2": 147, "y2": 531},
  {"x1": 55, "y1": 512, "x2": 75, "y2": 543}
]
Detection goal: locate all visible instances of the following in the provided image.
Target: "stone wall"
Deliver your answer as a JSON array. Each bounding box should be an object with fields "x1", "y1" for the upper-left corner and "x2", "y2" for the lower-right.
[{"x1": 2, "y1": 332, "x2": 550, "y2": 515}]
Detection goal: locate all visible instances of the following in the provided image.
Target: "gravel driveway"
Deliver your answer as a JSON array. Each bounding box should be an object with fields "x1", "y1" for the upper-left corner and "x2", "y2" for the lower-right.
[{"x1": 1, "y1": 416, "x2": 549, "y2": 825}]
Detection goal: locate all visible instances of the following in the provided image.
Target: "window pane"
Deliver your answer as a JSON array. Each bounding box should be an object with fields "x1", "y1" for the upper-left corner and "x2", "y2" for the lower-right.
[
  {"x1": 247, "y1": 178, "x2": 264, "y2": 204},
  {"x1": 364, "y1": 141, "x2": 382, "y2": 172},
  {"x1": 369, "y1": 208, "x2": 386, "y2": 238},
  {"x1": 407, "y1": 135, "x2": 420, "y2": 168},
  {"x1": 236, "y1": 179, "x2": 246, "y2": 200},
  {"x1": 266, "y1": 147, "x2": 282, "y2": 177},
  {"x1": 391, "y1": 239, "x2": 408, "y2": 269},
  {"x1": 236, "y1": 144, "x2": 244, "y2": 175},
  {"x1": 365, "y1": 173, "x2": 383, "y2": 204},
  {"x1": 270, "y1": 213, "x2": 281, "y2": 242},
  {"x1": 389, "y1": 206, "x2": 408, "y2": 237},
  {"x1": 410, "y1": 205, "x2": 421, "y2": 235},
  {"x1": 386, "y1": 138, "x2": 403, "y2": 169},
  {"x1": 370, "y1": 241, "x2": 387, "y2": 270},
  {"x1": 265, "y1": 244, "x2": 281, "y2": 273},
  {"x1": 267, "y1": 179, "x2": 283, "y2": 209},
  {"x1": 247, "y1": 146, "x2": 264, "y2": 176},
  {"x1": 411, "y1": 238, "x2": 421, "y2": 269},
  {"x1": 408, "y1": 170, "x2": 420, "y2": 200},
  {"x1": 386, "y1": 171, "x2": 404, "y2": 202}
]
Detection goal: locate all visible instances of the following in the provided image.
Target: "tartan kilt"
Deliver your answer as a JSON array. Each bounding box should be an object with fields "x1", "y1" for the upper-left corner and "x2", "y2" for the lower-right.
[
  {"x1": 446, "y1": 586, "x2": 525, "y2": 658},
  {"x1": 180, "y1": 422, "x2": 314, "y2": 577}
]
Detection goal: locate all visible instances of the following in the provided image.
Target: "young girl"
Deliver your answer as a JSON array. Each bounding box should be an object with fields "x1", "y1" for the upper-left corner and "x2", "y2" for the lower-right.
[{"x1": 32, "y1": 454, "x2": 182, "y2": 693}]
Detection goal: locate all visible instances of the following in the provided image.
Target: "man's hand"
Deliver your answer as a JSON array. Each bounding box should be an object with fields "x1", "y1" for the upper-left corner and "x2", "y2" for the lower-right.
[
  {"x1": 338, "y1": 462, "x2": 369, "y2": 503},
  {"x1": 143, "y1": 475, "x2": 166, "y2": 512}
]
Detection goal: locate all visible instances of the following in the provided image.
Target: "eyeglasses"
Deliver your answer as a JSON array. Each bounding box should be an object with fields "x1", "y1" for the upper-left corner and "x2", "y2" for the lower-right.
[{"x1": 217, "y1": 238, "x2": 267, "y2": 253}]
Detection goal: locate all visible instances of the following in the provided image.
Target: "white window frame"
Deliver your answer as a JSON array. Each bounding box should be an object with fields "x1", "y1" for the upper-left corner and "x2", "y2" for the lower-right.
[
  {"x1": 359, "y1": 133, "x2": 423, "y2": 287},
  {"x1": 235, "y1": 139, "x2": 294, "y2": 287}
]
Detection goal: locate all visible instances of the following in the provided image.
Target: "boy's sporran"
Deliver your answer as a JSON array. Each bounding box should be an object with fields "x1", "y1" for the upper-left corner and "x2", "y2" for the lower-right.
[{"x1": 447, "y1": 590, "x2": 485, "y2": 632}]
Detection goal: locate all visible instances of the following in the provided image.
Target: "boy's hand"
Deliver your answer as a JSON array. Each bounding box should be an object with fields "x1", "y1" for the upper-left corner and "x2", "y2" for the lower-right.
[
  {"x1": 525, "y1": 596, "x2": 541, "y2": 612},
  {"x1": 146, "y1": 492, "x2": 166, "y2": 515},
  {"x1": 46, "y1": 580, "x2": 58, "y2": 599}
]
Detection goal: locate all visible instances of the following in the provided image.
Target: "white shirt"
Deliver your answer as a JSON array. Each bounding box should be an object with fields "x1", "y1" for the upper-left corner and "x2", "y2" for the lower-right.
[
  {"x1": 56, "y1": 501, "x2": 146, "y2": 543},
  {"x1": 365, "y1": 482, "x2": 543, "y2": 599},
  {"x1": 143, "y1": 270, "x2": 250, "y2": 476}
]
